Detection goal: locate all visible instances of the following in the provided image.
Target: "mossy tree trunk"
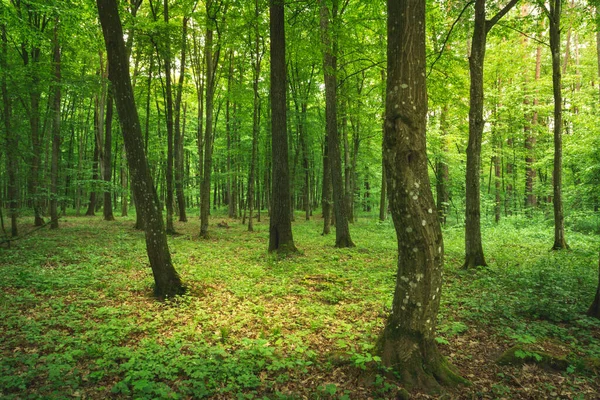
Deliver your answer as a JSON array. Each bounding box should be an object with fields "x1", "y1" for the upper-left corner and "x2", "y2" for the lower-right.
[
  {"x1": 97, "y1": 0, "x2": 184, "y2": 298},
  {"x1": 380, "y1": 0, "x2": 465, "y2": 391}
]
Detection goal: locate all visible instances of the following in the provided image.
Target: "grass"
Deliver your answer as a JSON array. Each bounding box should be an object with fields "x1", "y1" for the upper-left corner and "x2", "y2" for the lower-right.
[{"x1": 0, "y1": 209, "x2": 599, "y2": 399}]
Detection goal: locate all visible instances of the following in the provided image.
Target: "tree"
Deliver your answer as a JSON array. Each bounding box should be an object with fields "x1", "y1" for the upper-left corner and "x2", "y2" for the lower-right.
[
  {"x1": 1, "y1": 20, "x2": 18, "y2": 236},
  {"x1": 463, "y1": 0, "x2": 519, "y2": 269},
  {"x1": 200, "y1": 0, "x2": 221, "y2": 238},
  {"x1": 103, "y1": 88, "x2": 115, "y2": 221},
  {"x1": 319, "y1": 0, "x2": 354, "y2": 248},
  {"x1": 268, "y1": 0, "x2": 296, "y2": 253},
  {"x1": 379, "y1": 0, "x2": 465, "y2": 390},
  {"x1": 544, "y1": 0, "x2": 569, "y2": 250},
  {"x1": 97, "y1": 0, "x2": 184, "y2": 298},
  {"x1": 49, "y1": 16, "x2": 61, "y2": 229}
]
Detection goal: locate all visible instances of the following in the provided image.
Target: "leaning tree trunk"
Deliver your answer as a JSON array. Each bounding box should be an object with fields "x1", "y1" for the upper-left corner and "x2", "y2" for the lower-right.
[
  {"x1": 97, "y1": 0, "x2": 184, "y2": 298},
  {"x1": 268, "y1": 0, "x2": 297, "y2": 253},
  {"x1": 319, "y1": 0, "x2": 354, "y2": 248},
  {"x1": 50, "y1": 18, "x2": 61, "y2": 229},
  {"x1": 379, "y1": 0, "x2": 465, "y2": 391},
  {"x1": 549, "y1": 0, "x2": 568, "y2": 250}
]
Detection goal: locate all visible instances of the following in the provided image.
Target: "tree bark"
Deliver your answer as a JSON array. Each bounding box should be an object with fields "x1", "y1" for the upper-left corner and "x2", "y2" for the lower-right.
[
  {"x1": 321, "y1": 139, "x2": 332, "y2": 235},
  {"x1": 50, "y1": 18, "x2": 61, "y2": 229},
  {"x1": 464, "y1": 0, "x2": 489, "y2": 269},
  {"x1": 436, "y1": 106, "x2": 449, "y2": 225},
  {"x1": 248, "y1": 0, "x2": 262, "y2": 232},
  {"x1": 319, "y1": 0, "x2": 354, "y2": 248},
  {"x1": 380, "y1": 0, "x2": 465, "y2": 391},
  {"x1": 97, "y1": 0, "x2": 184, "y2": 298},
  {"x1": 268, "y1": 0, "x2": 297, "y2": 253}
]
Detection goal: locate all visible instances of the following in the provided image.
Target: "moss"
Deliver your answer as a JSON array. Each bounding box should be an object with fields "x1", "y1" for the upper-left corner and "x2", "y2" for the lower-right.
[{"x1": 497, "y1": 344, "x2": 569, "y2": 371}]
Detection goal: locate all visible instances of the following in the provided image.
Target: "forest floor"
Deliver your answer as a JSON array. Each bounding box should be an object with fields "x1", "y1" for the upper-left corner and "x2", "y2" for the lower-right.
[{"x1": 1, "y1": 210, "x2": 599, "y2": 399}]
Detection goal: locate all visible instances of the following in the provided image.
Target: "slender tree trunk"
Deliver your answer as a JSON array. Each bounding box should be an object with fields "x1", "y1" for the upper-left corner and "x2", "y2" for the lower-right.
[
  {"x1": 248, "y1": 0, "x2": 262, "y2": 232},
  {"x1": 322, "y1": 139, "x2": 332, "y2": 235},
  {"x1": 549, "y1": 0, "x2": 568, "y2": 250},
  {"x1": 319, "y1": 0, "x2": 354, "y2": 248},
  {"x1": 464, "y1": 0, "x2": 488, "y2": 268},
  {"x1": 174, "y1": 17, "x2": 188, "y2": 222},
  {"x1": 86, "y1": 132, "x2": 99, "y2": 216},
  {"x1": 436, "y1": 106, "x2": 449, "y2": 225},
  {"x1": 50, "y1": 18, "x2": 61, "y2": 229},
  {"x1": 201, "y1": 1, "x2": 218, "y2": 238},
  {"x1": 525, "y1": 44, "x2": 541, "y2": 210},
  {"x1": 121, "y1": 144, "x2": 128, "y2": 216},
  {"x1": 380, "y1": 0, "x2": 465, "y2": 391},
  {"x1": 268, "y1": 0, "x2": 296, "y2": 253},
  {"x1": 97, "y1": 0, "x2": 184, "y2": 298},
  {"x1": 1, "y1": 23, "x2": 18, "y2": 236},
  {"x1": 163, "y1": 0, "x2": 176, "y2": 234},
  {"x1": 103, "y1": 87, "x2": 115, "y2": 221}
]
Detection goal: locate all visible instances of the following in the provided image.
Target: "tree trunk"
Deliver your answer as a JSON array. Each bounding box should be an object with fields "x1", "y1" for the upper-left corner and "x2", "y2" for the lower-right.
[
  {"x1": 436, "y1": 106, "x2": 449, "y2": 225},
  {"x1": 380, "y1": 0, "x2": 465, "y2": 391},
  {"x1": 163, "y1": 0, "x2": 176, "y2": 234},
  {"x1": 525, "y1": 44, "x2": 541, "y2": 210},
  {"x1": 86, "y1": 134, "x2": 99, "y2": 216},
  {"x1": 1, "y1": 23, "x2": 18, "y2": 236},
  {"x1": 97, "y1": 0, "x2": 184, "y2": 298},
  {"x1": 464, "y1": 0, "x2": 488, "y2": 269},
  {"x1": 319, "y1": 0, "x2": 354, "y2": 248},
  {"x1": 268, "y1": 0, "x2": 297, "y2": 253},
  {"x1": 322, "y1": 139, "x2": 332, "y2": 235},
  {"x1": 549, "y1": 0, "x2": 568, "y2": 250},
  {"x1": 174, "y1": 16, "x2": 188, "y2": 222},
  {"x1": 248, "y1": 0, "x2": 262, "y2": 232},
  {"x1": 103, "y1": 87, "x2": 115, "y2": 221},
  {"x1": 121, "y1": 144, "x2": 128, "y2": 216},
  {"x1": 201, "y1": 1, "x2": 218, "y2": 238},
  {"x1": 50, "y1": 18, "x2": 61, "y2": 229}
]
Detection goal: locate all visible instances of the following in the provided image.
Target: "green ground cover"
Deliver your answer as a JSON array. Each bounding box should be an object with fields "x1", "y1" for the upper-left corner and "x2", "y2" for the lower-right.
[{"x1": 1, "y1": 211, "x2": 599, "y2": 399}]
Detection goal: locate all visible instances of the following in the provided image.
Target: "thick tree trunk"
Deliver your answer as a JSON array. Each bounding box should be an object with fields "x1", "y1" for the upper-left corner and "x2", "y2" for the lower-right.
[
  {"x1": 319, "y1": 0, "x2": 354, "y2": 248},
  {"x1": 1, "y1": 23, "x2": 18, "y2": 236},
  {"x1": 103, "y1": 88, "x2": 115, "y2": 221},
  {"x1": 549, "y1": 0, "x2": 568, "y2": 250},
  {"x1": 380, "y1": 0, "x2": 465, "y2": 391},
  {"x1": 97, "y1": 0, "x2": 184, "y2": 298},
  {"x1": 50, "y1": 19, "x2": 61, "y2": 229},
  {"x1": 174, "y1": 17, "x2": 188, "y2": 223},
  {"x1": 268, "y1": 0, "x2": 296, "y2": 253}
]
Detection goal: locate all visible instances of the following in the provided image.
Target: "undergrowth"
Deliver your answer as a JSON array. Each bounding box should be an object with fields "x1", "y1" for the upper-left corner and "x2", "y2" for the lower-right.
[{"x1": 0, "y1": 210, "x2": 598, "y2": 399}]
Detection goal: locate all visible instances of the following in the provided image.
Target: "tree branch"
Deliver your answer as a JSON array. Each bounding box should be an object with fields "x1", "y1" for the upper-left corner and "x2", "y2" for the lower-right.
[
  {"x1": 486, "y1": 0, "x2": 520, "y2": 32},
  {"x1": 427, "y1": 0, "x2": 475, "y2": 79}
]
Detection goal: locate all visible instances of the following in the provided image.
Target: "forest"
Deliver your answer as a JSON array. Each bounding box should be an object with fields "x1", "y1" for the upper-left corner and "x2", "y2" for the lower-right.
[{"x1": 1, "y1": 0, "x2": 600, "y2": 398}]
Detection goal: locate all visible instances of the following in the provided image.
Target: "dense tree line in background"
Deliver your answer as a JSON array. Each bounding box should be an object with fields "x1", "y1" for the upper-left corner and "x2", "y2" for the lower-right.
[{"x1": 2, "y1": 0, "x2": 600, "y2": 388}]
